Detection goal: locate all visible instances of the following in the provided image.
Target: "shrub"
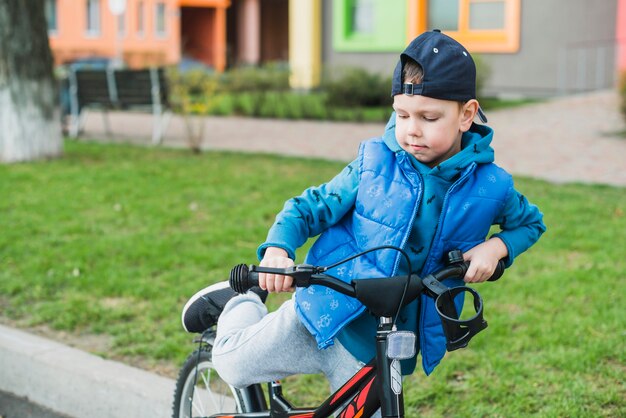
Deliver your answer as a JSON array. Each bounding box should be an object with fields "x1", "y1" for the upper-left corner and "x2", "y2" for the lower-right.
[
  {"x1": 233, "y1": 92, "x2": 259, "y2": 116},
  {"x1": 167, "y1": 68, "x2": 218, "y2": 115},
  {"x1": 252, "y1": 92, "x2": 329, "y2": 120},
  {"x1": 300, "y1": 93, "x2": 328, "y2": 120},
  {"x1": 329, "y1": 107, "x2": 360, "y2": 121},
  {"x1": 217, "y1": 63, "x2": 290, "y2": 94},
  {"x1": 211, "y1": 94, "x2": 235, "y2": 116},
  {"x1": 283, "y1": 94, "x2": 306, "y2": 119},
  {"x1": 360, "y1": 107, "x2": 392, "y2": 122},
  {"x1": 473, "y1": 54, "x2": 491, "y2": 98},
  {"x1": 321, "y1": 67, "x2": 392, "y2": 108},
  {"x1": 258, "y1": 92, "x2": 288, "y2": 119},
  {"x1": 272, "y1": 95, "x2": 292, "y2": 120},
  {"x1": 171, "y1": 62, "x2": 503, "y2": 123}
]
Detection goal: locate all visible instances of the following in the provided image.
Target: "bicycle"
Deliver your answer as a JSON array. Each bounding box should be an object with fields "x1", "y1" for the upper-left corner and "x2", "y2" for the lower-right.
[{"x1": 172, "y1": 246, "x2": 505, "y2": 418}]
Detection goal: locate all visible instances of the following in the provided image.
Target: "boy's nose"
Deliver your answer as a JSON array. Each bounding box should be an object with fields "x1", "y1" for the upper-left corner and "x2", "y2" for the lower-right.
[{"x1": 407, "y1": 120, "x2": 422, "y2": 137}]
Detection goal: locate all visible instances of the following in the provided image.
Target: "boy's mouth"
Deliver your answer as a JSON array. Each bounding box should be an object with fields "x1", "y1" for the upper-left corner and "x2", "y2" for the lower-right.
[{"x1": 409, "y1": 144, "x2": 427, "y2": 151}]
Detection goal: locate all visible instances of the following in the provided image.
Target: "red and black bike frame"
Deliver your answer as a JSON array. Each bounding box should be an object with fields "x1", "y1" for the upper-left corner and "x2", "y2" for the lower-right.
[{"x1": 209, "y1": 319, "x2": 402, "y2": 418}]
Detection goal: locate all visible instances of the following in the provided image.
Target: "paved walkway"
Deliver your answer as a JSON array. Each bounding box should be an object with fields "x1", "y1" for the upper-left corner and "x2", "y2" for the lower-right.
[{"x1": 81, "y1": 89, "x2": 626, "y2": 187}]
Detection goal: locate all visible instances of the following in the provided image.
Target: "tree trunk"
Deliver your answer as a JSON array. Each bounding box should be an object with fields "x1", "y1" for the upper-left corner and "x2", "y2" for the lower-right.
[{"x1": 0, "y1": 0, "x2": 62, "y2": 163}]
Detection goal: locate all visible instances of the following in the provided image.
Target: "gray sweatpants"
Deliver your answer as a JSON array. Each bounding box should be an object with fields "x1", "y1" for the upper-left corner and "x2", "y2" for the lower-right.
[{"x1": 212, "y1": 293, "x2": 363, "y2": 392}]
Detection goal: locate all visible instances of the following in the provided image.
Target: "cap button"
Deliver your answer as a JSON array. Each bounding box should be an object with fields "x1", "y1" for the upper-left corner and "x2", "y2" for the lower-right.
[{"x1": 433, "y1": 29, "x2": 441, "y2": 33}]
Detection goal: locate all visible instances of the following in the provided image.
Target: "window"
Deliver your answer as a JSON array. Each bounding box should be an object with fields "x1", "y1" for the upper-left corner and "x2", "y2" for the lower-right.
[
  {"x1": 428, "y1": 0, "x2": 458, "y2": 31},
  {"x1": 469, "y1": 1, "x2": 505, "y2": 30},
  {"x1": 333, "y1": 0, "x2": 406, "y2": 52},
  {"x1": 409, "y1": 0, "x2": 520, "y2": 53},
  {"x1": 45, "y1": 0, "x2": 58, "y2": 33},
  {"x1": 117, "y1": 11, "x2": 126, "y2": 37},
  {"x1": 352, "y1": 0, "x2": 375, "y2": 35},
  {"x1": 137, "y1": 1, "x2": 145, "y2": 36},
  {"x1": 86, "y1": 0, "x2": 101, "y2": 35},
  {"x1": 155, "y1": 2, "x2": 167, "y2": 36}
]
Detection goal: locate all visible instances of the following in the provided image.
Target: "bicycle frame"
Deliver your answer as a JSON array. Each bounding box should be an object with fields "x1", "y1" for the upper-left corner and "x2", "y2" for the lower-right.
[{"x1": 208, "y1": 316, "x2": 401, "y2": 418}]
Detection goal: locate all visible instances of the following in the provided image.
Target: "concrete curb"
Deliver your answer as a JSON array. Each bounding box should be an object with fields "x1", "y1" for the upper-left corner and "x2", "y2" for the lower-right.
[{"x1": 0, "y1": 324, "x2": 175, "y2": 418}]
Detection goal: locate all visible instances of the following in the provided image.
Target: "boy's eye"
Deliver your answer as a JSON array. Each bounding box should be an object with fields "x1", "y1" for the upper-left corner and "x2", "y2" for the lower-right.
[
  {"x1": 423, "y1": 116, "x2": 438, "y2": 122},
  {"x1": 397, "y1": 114, "x2": 409, "y2": 119}
]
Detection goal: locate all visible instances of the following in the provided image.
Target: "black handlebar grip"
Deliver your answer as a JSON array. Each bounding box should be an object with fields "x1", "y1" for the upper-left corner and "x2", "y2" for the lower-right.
[
  {"x1": 229, "y1": 264, "x2": 259, "y2": 293},
  {"x1": 487, "y1": 260, "x2": 506, "y2": 282}
]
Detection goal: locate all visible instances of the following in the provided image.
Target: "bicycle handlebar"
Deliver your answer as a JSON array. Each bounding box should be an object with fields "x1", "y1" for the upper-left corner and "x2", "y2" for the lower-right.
[
  {"x1": 230, "y1": 259, "x2": 505, "y2": 297},
  {"x1": 229, "y1": 251, "x2": 505, "y2": 352}
]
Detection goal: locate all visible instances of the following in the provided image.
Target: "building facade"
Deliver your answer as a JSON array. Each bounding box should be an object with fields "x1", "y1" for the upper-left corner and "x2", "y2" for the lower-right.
[
  {"x1": 322, "y1": 0, "x2": 626, "y2": 98},
  {"x1": 45, "y1": 0, "x2": 626, "y2": 98}
]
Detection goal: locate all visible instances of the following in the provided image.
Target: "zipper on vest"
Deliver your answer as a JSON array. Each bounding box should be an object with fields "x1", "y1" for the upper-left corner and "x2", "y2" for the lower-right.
[
  {"x1": 419, "y1": 163, "x2": 476, "y2": 373},
  {"x1": 392, "y1": 156, "x2": 423, "y2": 275}
]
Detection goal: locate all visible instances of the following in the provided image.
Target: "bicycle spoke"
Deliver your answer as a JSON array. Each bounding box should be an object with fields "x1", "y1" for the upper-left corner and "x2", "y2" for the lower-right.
[
  {"x1": 191, "y1": 395, "x2": 206, "y2": 417},
  {"x1": 174, "y1": 349, "x2": 248, "y2": 418}
]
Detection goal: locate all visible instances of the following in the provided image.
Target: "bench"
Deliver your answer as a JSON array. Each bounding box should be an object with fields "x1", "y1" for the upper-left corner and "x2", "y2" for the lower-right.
[{"x1": 68, "y1": 67, "x2": 171, "y2": 144}]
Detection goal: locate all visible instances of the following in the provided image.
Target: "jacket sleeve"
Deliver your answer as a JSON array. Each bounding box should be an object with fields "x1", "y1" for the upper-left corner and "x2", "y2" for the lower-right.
[
  {"x1": 257, "y1": 159, "x2": 360, "y2": 261},
  {"x1": 491, "y1": 186, "x2": 546, "y2": 267}
]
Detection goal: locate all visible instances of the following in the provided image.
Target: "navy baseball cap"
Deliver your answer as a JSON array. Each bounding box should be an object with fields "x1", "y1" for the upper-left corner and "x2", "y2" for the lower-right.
[{"x1": 391, "y1": 29, "x2": 487, "y2": 123}]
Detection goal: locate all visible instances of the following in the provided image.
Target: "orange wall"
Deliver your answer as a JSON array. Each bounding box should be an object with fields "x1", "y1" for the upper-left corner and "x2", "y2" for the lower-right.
[
  {"x1": 618, "y1": 0, "x2": 626, "y2": 72},
  {"x1": 49, "y1": 0, "x2": 181, "y2": 67}
]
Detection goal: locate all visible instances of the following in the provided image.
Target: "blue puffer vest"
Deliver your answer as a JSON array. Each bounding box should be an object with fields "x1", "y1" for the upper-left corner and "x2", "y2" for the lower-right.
[{"x1": 295, "y1": 138, "x2": 513, "y2": 374}]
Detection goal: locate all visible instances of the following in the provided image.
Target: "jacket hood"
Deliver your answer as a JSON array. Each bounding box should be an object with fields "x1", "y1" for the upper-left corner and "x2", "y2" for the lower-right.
[{"x1": 382, "y1": 112, "x2": 495, "y2": 180}]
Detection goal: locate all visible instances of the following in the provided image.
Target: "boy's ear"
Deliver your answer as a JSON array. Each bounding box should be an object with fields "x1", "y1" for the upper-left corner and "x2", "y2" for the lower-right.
[{"x1": 460, "y1": 99, "x2": 479, "y2": 131}]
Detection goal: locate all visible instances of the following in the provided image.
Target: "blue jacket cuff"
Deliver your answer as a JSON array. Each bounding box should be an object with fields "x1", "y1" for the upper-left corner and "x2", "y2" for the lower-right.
[{"x1": 256, "y1": 242, "x2": 297, "y2": 262}]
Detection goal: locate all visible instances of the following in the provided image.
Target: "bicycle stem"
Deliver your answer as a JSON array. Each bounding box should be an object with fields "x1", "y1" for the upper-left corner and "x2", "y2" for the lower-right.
[{"x1": 376, "y1": 317, "x2": 404, "y2": 418}]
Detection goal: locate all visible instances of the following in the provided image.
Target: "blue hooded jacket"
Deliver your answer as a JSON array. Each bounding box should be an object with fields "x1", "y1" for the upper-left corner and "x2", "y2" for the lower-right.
[{"x1": 259, "y1": 118, "x2": 545, "y2": 375}]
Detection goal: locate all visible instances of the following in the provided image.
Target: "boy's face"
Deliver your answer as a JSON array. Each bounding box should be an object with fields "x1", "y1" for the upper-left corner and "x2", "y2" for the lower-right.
[{"x1": 393, "y1": 94, "x2": 474, "y2": 168}]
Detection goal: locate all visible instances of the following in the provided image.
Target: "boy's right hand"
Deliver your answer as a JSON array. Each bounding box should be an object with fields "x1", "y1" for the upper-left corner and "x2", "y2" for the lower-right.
[{"x1": 259, "y1": 247, "x2": 295, "y2": 293}]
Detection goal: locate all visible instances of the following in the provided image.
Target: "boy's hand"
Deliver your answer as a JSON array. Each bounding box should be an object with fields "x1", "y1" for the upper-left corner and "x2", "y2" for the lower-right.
[
  {"x1": 259, "y1": 247, "x2": 295, "y2": 293},
  {"x1": 462, "y1": 238, "x2": 508, "y2": 283}
]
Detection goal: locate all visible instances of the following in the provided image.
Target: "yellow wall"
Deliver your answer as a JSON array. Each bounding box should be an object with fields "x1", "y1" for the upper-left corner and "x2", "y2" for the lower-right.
[{"x1": 288, "y1": 0, "x2": 321, "y2": 89}]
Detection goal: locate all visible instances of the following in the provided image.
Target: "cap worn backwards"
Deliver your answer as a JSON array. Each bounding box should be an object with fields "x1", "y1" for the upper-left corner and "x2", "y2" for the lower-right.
[{"x1": 391, "y1": 29, "x2": 488, "y2": 123}]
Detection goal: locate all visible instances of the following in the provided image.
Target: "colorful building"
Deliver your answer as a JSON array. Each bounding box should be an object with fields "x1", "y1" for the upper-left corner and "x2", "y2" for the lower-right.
[
  {"x1": 46, "y1": 0, "x2": 626, "y2": 98},
  {"x1": 322, "y1": 0, "x2": 626, "y2": 97}
]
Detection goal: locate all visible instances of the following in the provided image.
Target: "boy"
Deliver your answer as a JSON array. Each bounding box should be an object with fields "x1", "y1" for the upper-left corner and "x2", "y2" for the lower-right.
[{"x1": 182, "y1": 30, "x2": 545, "y2": 397}]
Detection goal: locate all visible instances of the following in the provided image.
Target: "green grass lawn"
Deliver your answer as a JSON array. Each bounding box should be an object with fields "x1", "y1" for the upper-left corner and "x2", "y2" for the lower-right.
[{"x1": 1, "y1": 141, "x2": 624, "y2": 417}]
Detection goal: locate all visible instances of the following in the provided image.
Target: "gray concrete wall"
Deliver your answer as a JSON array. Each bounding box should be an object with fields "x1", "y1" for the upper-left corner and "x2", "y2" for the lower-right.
[
  {"x1": 321, "y1": 0, "x2": 619, "y2": 98},
  {"x1": 483, "y1": 0, "x2": 618, "y2": 97}
]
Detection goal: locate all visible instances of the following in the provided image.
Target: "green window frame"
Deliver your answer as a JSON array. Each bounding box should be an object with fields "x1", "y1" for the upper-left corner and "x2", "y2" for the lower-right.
[{"x1": 333, "y1": 0, "x2": 407, "y2": 52}]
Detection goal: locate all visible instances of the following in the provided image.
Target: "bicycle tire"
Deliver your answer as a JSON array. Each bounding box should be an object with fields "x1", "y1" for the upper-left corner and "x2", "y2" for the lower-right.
[{"x1": 172, "y1": 345, "x2": 261, "y2": 418}]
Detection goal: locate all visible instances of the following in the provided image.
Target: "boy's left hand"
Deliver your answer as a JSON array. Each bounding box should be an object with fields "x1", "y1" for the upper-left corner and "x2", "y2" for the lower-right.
[{"x1": 462, "y1": 237, "x2": 508, "y2": 283}]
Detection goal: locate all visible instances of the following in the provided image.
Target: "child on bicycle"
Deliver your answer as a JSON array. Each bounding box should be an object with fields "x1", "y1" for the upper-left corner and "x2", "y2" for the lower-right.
[{"x1": 182, "y1": 29, "x2": 545, "y2": 401}]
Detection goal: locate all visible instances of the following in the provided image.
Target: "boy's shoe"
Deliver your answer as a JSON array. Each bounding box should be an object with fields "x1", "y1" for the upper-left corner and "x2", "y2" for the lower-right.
[{"x1": 181, "y1": 281, "x2": 268, "y2": 333}]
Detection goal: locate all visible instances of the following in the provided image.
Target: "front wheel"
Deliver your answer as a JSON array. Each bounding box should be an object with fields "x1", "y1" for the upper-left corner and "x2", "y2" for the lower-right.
[{"x1": 172, "y1": 345, "x2": 260, "y2": 418}]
